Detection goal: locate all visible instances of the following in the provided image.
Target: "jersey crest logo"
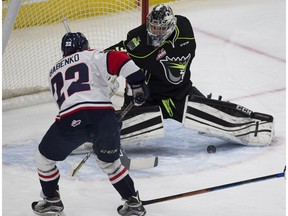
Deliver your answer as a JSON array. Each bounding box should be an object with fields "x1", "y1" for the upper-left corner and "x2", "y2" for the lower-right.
[
  {"x1": 156, "y1": 48, "x2": 167, "y2": 61},
  {"x1": 160, "y1": 54, "x2": 191, "y2": 84},
  {"x1": 71, "y1": 119, "x2": 81, "y2": 127}
]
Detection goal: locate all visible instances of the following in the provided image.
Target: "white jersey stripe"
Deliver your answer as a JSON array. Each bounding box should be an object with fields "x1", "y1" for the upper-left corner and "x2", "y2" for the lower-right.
[
  {"x1": 58, "y1": 101, "x2": 114, "y2": 118},
  {"x1": 38, "y1": 167, "x2": 60, "y2": 182},
  {"x1": 109, "y1": 165, "x2": 128, "y2": 185}
]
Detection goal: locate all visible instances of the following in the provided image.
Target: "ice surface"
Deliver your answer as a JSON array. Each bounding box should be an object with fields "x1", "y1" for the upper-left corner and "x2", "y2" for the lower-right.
[{"x1": 2, "y1": 0, "x2": 286, "y2": 215}]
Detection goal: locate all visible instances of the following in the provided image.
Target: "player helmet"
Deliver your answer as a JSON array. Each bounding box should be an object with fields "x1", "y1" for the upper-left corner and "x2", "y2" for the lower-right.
[
  {"x1": 146, "y1": 4, "x2": 177, "y2": 47},
  {"x1": 61, "y1": 32, "x2": 89, "y2": 57}
]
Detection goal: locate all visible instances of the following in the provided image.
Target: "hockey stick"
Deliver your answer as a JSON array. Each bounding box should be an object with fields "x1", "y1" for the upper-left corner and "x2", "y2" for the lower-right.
[
  {"x1": 142, "y1": 166, "x2": 286, "y2": 205},
  {"x1": 119, "y1": 147, "x2": 158, "y2": 170},
  {"x1": 62, "y1": 17, "x2": 71, "y2": 32},
  {"x1": 72, "y1": 103, "x2": 158, "y2": 176},
  {"x1": 117, "y1": 104, "x2": 159, "y2": 170}
]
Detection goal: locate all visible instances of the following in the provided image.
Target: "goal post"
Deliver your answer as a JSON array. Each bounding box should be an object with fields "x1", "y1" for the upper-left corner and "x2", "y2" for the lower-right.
[
  {"x1": 2, "y1": 0, "x2": 173, "y2": 111},
  {"x1": 2, "y1": 0, "x2": 21, "y2": 55}
]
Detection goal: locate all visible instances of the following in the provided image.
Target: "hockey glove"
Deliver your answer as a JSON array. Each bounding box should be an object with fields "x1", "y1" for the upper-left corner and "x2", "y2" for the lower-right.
[{"x1": 130, "y1": 81, "x2": 149, "y2": 106}]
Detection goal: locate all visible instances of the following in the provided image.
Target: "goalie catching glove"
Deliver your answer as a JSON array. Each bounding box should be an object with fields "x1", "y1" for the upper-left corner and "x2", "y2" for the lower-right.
[{"x1": 129, "y1": 81, "x2": 150, "y2": 106}]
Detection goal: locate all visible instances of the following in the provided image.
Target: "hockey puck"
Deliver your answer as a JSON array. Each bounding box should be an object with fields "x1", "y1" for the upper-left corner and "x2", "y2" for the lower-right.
[{"x1": 207, "y1": 145, "x2": 216, "y2": 153}]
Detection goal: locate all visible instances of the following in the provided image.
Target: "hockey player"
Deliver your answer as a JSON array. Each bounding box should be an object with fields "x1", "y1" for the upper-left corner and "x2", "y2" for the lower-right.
[
  {"x1": 106, "y1": 3, "x2": 199, "y2": 122},
  {"x1": 106, "y1": 4, "x2": 274, "y2": 146},
  {"x1": 31, "y1": 32, "x2": 148, "y2": 216}
]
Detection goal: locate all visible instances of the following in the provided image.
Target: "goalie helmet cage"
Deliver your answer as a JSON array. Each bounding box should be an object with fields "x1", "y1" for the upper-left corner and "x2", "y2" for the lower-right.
[{"x1": 2, "y1": 0, "x2": 174, "y2": 111}]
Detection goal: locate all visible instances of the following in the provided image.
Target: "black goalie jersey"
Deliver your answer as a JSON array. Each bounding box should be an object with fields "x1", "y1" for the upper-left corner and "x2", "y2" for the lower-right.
[{"x1": 121, "y1": 15, "x2": 196, "y2": 101}]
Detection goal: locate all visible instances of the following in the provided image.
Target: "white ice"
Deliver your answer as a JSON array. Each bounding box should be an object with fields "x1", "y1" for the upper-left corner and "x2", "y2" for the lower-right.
[{"x1": 2, "y1": 0, "x2": 286, "y2": 215}]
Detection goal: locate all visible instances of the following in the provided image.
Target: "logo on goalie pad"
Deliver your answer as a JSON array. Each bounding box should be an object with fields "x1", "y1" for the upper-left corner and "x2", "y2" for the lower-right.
[{"x1": 236, "y1": 105, "x2": 252, "y2": 116}]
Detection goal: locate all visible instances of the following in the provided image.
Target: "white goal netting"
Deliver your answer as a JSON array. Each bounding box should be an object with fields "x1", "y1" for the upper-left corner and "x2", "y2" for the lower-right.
[{"x1": 2, "y1": 0, "x2": 147, "y2": 110}]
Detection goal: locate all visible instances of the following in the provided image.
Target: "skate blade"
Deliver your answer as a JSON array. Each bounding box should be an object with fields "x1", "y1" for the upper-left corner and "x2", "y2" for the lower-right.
[{"x1": 33, "y1": 211, "x2": 65, "y2": 216}]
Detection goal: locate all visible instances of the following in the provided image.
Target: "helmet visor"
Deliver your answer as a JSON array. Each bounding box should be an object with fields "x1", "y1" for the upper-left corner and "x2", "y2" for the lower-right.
[
  {"x1": 146, "y1": 15, "x2": 176, "y2": 47},
  {"x1": 147, "y1": 20, "x2": 169, "y2": 37},
  {"x1": 147, "y1": 21, "x2": 169, "y2": 47}
]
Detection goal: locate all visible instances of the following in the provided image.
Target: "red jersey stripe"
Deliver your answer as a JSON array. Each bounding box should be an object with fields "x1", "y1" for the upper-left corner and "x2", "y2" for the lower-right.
[{"x1": 107, "y1": 51, "x2": 131, "y2": 76}]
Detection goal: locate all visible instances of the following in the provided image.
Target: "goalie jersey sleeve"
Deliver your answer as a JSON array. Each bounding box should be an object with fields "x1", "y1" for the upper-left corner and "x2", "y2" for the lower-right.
[{"x1": 48, "y1": 49, "x2": 144, "y2": 129}]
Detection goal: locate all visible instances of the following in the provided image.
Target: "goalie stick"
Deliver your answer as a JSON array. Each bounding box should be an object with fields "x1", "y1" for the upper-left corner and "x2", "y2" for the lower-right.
[
  {"x1": 141, "y1": 166, "x2": 286, "y2": 205},
  {"x1": 71, "y1": 102, "x2": 158, "y2": 176}
]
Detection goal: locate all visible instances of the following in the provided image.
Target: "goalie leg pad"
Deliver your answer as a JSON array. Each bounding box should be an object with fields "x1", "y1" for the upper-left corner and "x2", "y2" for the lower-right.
[
  {"x1": 116, "y1": 105, "x2": 164, "y2": 143},
  {"x1": 182, "y1": 96, "x2": 275, "y2": 146}
]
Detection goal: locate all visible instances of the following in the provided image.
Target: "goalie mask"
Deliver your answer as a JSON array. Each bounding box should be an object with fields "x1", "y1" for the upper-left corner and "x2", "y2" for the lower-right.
[
  {"x1": 146, "y1": 4, "x2": 177, "y2": 47},
  {"x1": 61, "y1": 32, "x2": 89, "y2": 57}
]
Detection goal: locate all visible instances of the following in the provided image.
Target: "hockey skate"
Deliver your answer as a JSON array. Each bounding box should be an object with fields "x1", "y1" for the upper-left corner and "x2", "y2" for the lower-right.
[
  {"x1": 32, "y1": 191, "x2": 64, "y2": 216},
  {"x1": 117, "y1": 191, "x2": 146, "y2": 216}
]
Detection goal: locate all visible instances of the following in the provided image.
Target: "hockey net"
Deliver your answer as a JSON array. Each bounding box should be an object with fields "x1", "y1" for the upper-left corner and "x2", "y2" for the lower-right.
[{"x1": 2, "y1": 0, "x2": 160, "y2": 110}]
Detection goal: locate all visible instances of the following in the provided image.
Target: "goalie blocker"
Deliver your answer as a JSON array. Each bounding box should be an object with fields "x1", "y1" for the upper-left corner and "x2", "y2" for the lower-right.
[{"x1": 183, "y1": 95, "x2": 274, "y2": 146}]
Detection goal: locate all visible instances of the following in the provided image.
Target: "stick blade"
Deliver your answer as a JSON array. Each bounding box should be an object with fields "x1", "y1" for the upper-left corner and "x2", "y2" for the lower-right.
[{"x1": 129, "y1": 156, "x2": 158, "y2": 170}]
